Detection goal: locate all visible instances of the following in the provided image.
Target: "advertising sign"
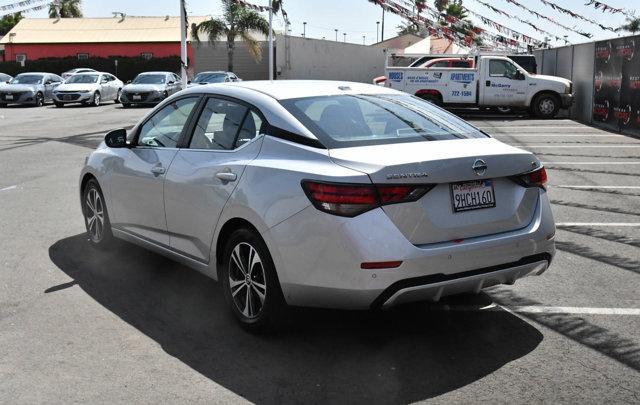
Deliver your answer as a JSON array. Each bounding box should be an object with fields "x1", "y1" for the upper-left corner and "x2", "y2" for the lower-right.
[{"x1": 593, "y1": 36, "x2": 640, "y2": 135}]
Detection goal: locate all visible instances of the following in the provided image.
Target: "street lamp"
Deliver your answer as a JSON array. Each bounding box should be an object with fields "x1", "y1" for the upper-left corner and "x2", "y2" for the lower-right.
[
  {"x1": 335, "y1": 29, "x2": 338, "y2": 41},
  {"x1": 343, "y1": 32, "x2": 346, "y2": 43},
  {"x1": 363, "y1": 35, "x2": 366, "y2": 45},
  {"x1": 303, "y1": 21, "x2": 307, "y2": 38},
  {"x1": 376, "y1": 21, "x2": 380, "y2": 42}
]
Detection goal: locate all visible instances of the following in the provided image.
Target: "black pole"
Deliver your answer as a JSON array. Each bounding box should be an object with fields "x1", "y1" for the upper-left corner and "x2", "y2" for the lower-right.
[{"x1": 381, "y1": 8, "x2": 385, "y2": 41}]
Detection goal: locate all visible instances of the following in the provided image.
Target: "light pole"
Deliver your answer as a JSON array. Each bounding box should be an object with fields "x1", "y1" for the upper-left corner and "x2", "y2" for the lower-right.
[
  {"x1": 363, "y1": 35, "x2": 366, "y2": 45},
  {"x1": 343, "y1": 32, "x2": 346, "y2": 43},
  {"x1": 381, "y1": 7, "x2": 385, "y2": 41},
  {"x1": 335, "y1": 29, "x2": 338, "y2": 41},
  {"x1": 303, "y1": 21, "x2": 307, "y2": 38},
  {"x1": 376, "y1": 21, "x2": 380, "y2": 42},
  {"x1": 179, "y1": 0, "x2": 188, "y2": 88},
  {"x1": 268, "y1": 0, "x2": 273, "y2": 81}
]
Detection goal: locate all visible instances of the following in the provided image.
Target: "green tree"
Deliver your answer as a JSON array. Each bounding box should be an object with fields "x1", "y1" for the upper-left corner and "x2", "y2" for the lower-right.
[
  {"x1": 435, "y1": 0, "x2": 450, "y2": 12},
  {"x1": 397, "y1": 21, "x2": 419, "y2": 36},
  {"x1": 49, "y1": 0, "x2": 83, "y2": 18},
  {"x1": 0, "y1": 12, "x2": 22, "y2": 36},
  {"x1": 617, "y1": 17, "x2": 640, "y2": 34},
  {"x1": 191, "y1": 0, "x2": 270, "y2": 72}
]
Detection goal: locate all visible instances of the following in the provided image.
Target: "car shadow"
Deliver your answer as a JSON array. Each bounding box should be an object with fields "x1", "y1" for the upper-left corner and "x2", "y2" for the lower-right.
[{"x1": 48, "y1": 234, "x2": 543, "y2": 403}]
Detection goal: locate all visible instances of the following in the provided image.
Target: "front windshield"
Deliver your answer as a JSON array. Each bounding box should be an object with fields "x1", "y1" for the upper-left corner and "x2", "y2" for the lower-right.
[
  {"x1": 281, "y1": 94, "x2": 488, "y2": 148},
  {"x1": 66, "y1": 74, "x2": 99, "y2": 84},
  {"x1": 193, "y1": 73, "x2": 227, "y2": 83},
  {"x1": 133, "y1": 74, "x2": 166, "y2": 84},
  {"x1": 10, "y1": 75, "x2": 44, "y2": 85}
]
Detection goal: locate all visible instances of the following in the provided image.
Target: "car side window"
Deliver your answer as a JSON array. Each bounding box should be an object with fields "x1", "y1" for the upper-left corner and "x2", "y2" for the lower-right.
[
  {"x1": 236, "y1": 111, "x2": 263, "y2": 147},
  {"x1": 189, "y1": 98, "x2": 249, "y2": 150},
  {"x1": 138, "y1": 97, "x2": 199, "y2": 148},
  {"x1": 489, "y1": 60, "x2": 519, "y2": 79}
]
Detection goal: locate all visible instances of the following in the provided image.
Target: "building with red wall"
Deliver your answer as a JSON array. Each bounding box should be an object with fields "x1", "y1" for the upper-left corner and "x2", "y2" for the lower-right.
[{"x1": 0, "y1": 16, "x2": 208, "y2": 63}]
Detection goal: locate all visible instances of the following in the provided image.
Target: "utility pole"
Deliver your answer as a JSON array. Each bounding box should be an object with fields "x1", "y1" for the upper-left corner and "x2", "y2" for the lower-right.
[
  {"x1": 335, "y1": 29, "x2": 338, "y2": 41},
  {"x1": 180, "y1": 0, "x2": 188, "y2": 88},
  {"x1": 376, "y1": 21, "x2": 380, "y2": 42},
  {"x1": 268, "y1": 0, "x2": 273, "y2": 81},
  {"x1": 303, "y1": 22, "x2": 307, "y2": 38},
  {"x1": 343, "y1": 32, "x2": 346, "y2": 43},
  {"x1": 381, "y1": 7, "x2": 385, "y2": 41},
  {"x1": 363, "y1": 35, "x2": 366, "y2": 45}
]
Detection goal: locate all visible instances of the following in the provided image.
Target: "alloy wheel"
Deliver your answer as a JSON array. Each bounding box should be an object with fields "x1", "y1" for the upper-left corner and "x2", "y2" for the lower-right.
[
  {"x1": 85, "y1": 187, "x2": 105, "y2": 242},
  {"x1": 93, "y1": 92, "x2": 101, "y2": 107},
  {"x1": 228, "y1": 242, "x2": 267, "y2": 319}
]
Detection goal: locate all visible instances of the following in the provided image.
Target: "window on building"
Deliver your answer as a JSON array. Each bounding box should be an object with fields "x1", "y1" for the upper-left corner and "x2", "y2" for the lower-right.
[
  {"x1": 77, "y1": 53, "x2": 89, "y2": 61},
  {"x1": 15, "y1": 54, "x2": 26, "y2": 64},
  {"x1": 140, "y1": 52, "x2": 153, "y2": 60}
]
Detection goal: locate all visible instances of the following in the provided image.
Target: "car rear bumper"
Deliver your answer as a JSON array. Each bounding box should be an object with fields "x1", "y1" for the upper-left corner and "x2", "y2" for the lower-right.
[{"x1": 265, "y1": 190, "x2": 555, "y2": 310}]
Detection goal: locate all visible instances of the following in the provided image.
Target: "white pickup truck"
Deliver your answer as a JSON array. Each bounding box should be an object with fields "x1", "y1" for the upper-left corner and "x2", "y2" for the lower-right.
[{"x1": 384, "y1": 55, "x2": 574, "y2": 118}]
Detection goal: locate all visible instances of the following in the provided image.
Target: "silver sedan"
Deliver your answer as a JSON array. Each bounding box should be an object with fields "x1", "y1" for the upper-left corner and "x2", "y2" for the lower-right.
[
  {"x1": 0, "y1": 73, "x2": 63, "y2": 107},
  {"x1": 120, "y1": 71, "x2": 182, "y2": 107},
  {"x1": 79, "y1": 81, "x2": 556, "y2": 331},
  {"x1": 53, "y1": 72, "x2": 123, "y2": 107}
]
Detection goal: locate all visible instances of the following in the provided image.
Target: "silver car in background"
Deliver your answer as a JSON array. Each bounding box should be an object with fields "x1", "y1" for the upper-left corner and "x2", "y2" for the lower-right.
[
  {"x1": 120, "y1": 71, "x2": 182, "y2": 108},
  {"x1": 0, "y1": 72, "x2": 63, "y2": 107},
  {"x1": 61, "y1": 68, "x2": 97, "y2": 80},
  {"x1": 80, "y1": 81, "x2": 555, "y2": 331},
  {"x1": 0, "y1": 73, "x2": 12, "y2": 83},
  {"x1": 187, "y1": 71, "x2": 240, "y2": 87},
  {"x1": 53, "y1": 72, "x2": 123, "y2": 107}
]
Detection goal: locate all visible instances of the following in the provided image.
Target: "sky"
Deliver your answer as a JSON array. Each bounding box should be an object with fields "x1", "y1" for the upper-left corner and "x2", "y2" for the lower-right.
[{"x1": 0, "y1": 0, "x2": 635, "y2": 46}]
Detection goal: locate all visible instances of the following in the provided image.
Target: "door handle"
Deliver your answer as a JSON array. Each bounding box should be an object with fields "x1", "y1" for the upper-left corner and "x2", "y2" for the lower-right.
[
  {"x1": 151, "y1": 166, "x2": 165, "y2": 175},
  {"x1": 485, "y1": 80, "x2": 491, "y2": 87},
  {"x1": 216, "y1": 171, "x2": 237, "y2": 182}
]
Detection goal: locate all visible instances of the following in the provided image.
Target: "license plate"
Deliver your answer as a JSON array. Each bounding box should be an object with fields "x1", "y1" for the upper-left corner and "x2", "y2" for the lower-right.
[
  {"x1": 5, "y1": 95, "x2": 13, "y2": 100},
  {"x1": 451, "y1": 179, "x2": 496, "y2": 212},
  {"x1": 133, "y1": 95, "x2": 141, "y2": 101},
  {"x1": 64, "y1": 95, "x2": 73, "y2": 101}
]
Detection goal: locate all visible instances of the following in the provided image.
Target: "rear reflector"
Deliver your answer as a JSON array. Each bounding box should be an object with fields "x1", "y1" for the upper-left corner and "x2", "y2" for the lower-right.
[
  {"x1": 361, "y1": 261, "x2": 403, "y2": 269},
  {"x1": 302, "y1": 180, "x2": 434, "y2": 217},
  {"x1": 511, "y1": 166, "x2": 547, "y2": 189}
]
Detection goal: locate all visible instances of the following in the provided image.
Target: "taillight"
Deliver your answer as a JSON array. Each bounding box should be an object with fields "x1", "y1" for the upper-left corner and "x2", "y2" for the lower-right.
[
  {"x1": 512, "y1": 166, "x2": 547, "y2": 189},
  {"x1": 301, "y1": 180, "x2": 434, "y2": 217}
]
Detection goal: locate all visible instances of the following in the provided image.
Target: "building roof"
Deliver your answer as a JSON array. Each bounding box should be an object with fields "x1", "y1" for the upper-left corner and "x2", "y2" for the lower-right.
[
  {"x1": 0, "y1": 16, "x2": 209, "y2": 45},
  {"x1": 371, "y1": 34, "x2": 424, "y2": 50}
]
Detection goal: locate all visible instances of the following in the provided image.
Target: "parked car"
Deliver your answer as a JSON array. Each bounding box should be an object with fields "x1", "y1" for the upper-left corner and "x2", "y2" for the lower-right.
[
  {"x1": 0, "y1": 73, "x2": 12, "y2": 83},
  {"x1": 120, "y1": 71, "x2": 182, "y2": 107},
  {"x1": 0, "y1": 72, "x2": 63, "y2": 107},
  {"x1": 80, "y1": 80, "x2": 555, "y2": 331},
  {"x1": 187, "y1": 71, "x2": 240, "y2": 87},
  {"x1": 53, "y1": 72, "x2": 123, "y2": 107},
  {"x1": 61, "y1": 68, "x2": 97, "y2": 80}
]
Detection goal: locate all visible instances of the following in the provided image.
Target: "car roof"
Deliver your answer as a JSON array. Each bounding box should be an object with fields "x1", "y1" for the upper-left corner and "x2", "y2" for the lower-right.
[
  {"x1": 195, "y1": 71, "x2": 230, "y2": 74},
  {"x1": 201, "y1": 80, "x2": 400, "y2": 100},
  {"x1": 16, "y1": 72, "x2": 51, "y2": 76},
  {"x1": 138, "y1": 71, "x2": 173, "y2": 75}
]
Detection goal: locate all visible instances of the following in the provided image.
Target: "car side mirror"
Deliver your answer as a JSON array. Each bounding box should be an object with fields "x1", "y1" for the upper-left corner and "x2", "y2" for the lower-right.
[
  {"x1": 45, "y1": 80, "x2": 52, "y2": 85},
  {"x1": 187, "y1": 80, "x2": 192, "y2": 84},
  {"x1": 105, "y1": 128, "x2": 128, "y2": 148},
  {"x1": 167, "y1": 80, "x2": 175, "y2": 85}
]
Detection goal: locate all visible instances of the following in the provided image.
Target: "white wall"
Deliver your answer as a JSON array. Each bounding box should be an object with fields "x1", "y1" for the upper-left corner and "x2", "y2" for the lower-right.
[{"x1": 276, "y1": 35, "x2": 387, "y2": 83}]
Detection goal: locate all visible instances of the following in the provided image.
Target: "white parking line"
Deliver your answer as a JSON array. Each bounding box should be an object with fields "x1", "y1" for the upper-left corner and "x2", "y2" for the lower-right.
[
  {"x1": 476, "y1": 126, "x2": 589, "y2": 130},
  {"x1": 552, "y1": 185, "x2": 640, "y2": 189},
  {"x1": 516, "y1": 145, "x2": 640, "y2": 148},
  {"x1": 542, "y1": 162, "x2": 640, "y2": 165},
  {"x1": 556, "y1": 222, "x2": 640, "y2": 227},
  {"x1": 439, "y1": 303, "x2": 640, "y2": 315},
  {"x1": 492, "y1": 134, "x2": 625, "y2": 137},
  {"x1": 0, "y1": 185, "x2": 17, "y2": 192}
]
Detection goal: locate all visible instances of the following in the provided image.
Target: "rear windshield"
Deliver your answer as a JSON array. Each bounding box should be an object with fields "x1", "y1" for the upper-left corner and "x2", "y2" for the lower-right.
[{"x1": 281, "y1": 94, "x2": 487, "y2": 148}]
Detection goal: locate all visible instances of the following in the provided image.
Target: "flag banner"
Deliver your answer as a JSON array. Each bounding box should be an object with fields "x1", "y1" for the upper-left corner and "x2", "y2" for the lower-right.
[
  {"x1": 0, "y1": 0, "x2": 50, "y2": 12},
  {"x1": 230, "y1": 0, "x2": 272, "y2": 12},
  {"x1": 584, "y1": 0, "x2": 634, "y2": 18},
  {"x1": 0, "y1": 0, "x2": 51, "y2": 18},
  {"x1": 593, "y1": 36, "x2": 640, "y2": 136},
  {"x1": 502, "y1": 0, "x2": 615, "y2": 33}
]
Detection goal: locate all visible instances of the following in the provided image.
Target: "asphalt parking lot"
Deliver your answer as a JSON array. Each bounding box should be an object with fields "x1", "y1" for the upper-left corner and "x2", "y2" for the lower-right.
[{"x1": 1, "y1": 103, "x2": 639, "y2": 404}]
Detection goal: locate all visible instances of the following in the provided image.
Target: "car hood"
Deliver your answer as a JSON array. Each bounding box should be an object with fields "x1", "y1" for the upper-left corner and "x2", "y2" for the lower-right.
[
  {"x1": 1, "y1": 84, "x2": 39, "y2": 92},
  {"x1": 529, "y1": 74, "x2": 571, "y2": 87},
  {"x1": 56, "y1": 83, "x2": 100, "y2": 92},
  {"x1": 123, "y1": 84, "x2": 164, "y2": 92}
]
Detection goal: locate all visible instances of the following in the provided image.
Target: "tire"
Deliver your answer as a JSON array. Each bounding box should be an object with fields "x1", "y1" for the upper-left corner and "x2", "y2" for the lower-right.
[
  {"x1": 114, "y1": 89, "x2": 121, "y2": 104},
  {"x1": 91, "y1": 92, "x2": 101, "y2": 107},
  {"x1": 419, "y1": 94, "x2": 442, "y2": 106},
  {"x1": 532, "y1": 93, "x2": 560, "y2": 119},
  {"x1": 35, "y1": 92, "x2": 44, "y2": 107},
  {"x1": 0, "y1": 103, "x2": 6, "y2": 108},
  {"x1": 54, "y1": 101, "x2": 64, "y2": 108},
  {"x1": 82, "y1": 179, "x2": 113, "y2": 248},
  {"x1": 222, "y1": 228, "x2": 286, "y2": 332},
  {"x1": 493, "y1": 106, "x2": 513, "y2": 114},
  {"x1": 122, "y1": 103, "x2": 131, "y2": 108}
]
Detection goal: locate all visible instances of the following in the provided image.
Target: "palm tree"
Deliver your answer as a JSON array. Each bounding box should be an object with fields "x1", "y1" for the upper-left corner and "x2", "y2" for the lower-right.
[
  {"x1": 397, "y1": 21, "x2": 419, "y2": 36},
  {"x1": 617, "y1": 17, "x2": 640, "y2": 34},
  {"x1": 49, "y1": 0, "x2": 83, "y2": 18},
  {"x1": 191, "y1": 0, "x2": 270, "y2": 72},
  {"x1": 435, "y1": 0, "x2": 450, "y2": 12},
  {"x1": 0, "y1": 12, "x2": 23, "y2": 36}
]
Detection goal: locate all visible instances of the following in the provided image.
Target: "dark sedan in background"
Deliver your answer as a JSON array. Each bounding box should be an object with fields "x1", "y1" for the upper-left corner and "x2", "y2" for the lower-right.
[
  {"x1": 120, "y1": 71, "x2": 182, "y2": 107},
  {"x1": 0, "y1": 72, "x2": 63, "y2": 107}
]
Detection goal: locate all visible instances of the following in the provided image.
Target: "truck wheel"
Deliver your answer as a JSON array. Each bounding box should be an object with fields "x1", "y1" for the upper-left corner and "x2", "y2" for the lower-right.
[
  {"x1": 419, "y1": 94, "x2": 442, "y2": 106},
  {"x1": 493, "y1": 106, "x2": 513, "y2": 114},
  {"x1": 532, "y1": 93, "x2": 559, "y2": 118}
]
